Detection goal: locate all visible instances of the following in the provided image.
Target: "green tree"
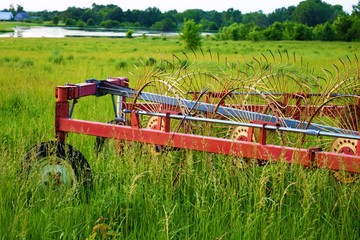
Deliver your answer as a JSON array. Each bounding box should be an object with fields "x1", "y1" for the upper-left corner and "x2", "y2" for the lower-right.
[
  {"x1": 108, "y1": 7, "x2": 123, "y2": 22},
  {"x1": 209, "y1": 10, "x2": 223, "y2": 28},
  {"x1": 65, "y1": 18, "x2": 76, "y2": 26},
  {"x1": 180, "y1": 19, "x2": 202, "y2": 49},
  {"x1": 152, "y1": 18, "x2": 177, "y2": 32},
  {"x1": 313, "y1": 22, "x2": 335, "y2": 40},
  {"x1": 282, "y1": 22, "x2": 296, "y2": 40},
  {"x1": 327, "y1": 1, "x2": 360, "y2": 41},
  {"x1": 207, "y1": 22, "x2": 219, "y2": 31},
  {"x1": 218, "y1": 23, "x2": 250, "y2": 40},
  {"x1": 126, "y1": 30, "x2": 134, "y2": 38},
  {"x1": 60, "y1": 7, "x2": 84, "y2": 22},
  {"x1": 86, "y1": 18, "x2": 96, "y2": 26},
  {"x1": 263, "y1": 22, "x2": 284, "y2": 40},
  {"x1": 96, "y1": 4, "x2": 118, "y2": 21},
  {"x1": 52, "y1": 16, "x2": 59, "y2": 25},
  {"x1": 32, "y1": 10, "x2": 54, "y2": 21},
  {"x1": 140, "y1": 7, "x2": 162, "y2": 27},
  {"x1": 9, "y1": 4, "x2": 16, "y2": 15},
  {"x1": 333, "y1": 15, "x2": 353, "y2": 40},
  {"x1": 268, "y1": 7, "x2": 295, "y2": 25},
  {"x1": 347, "y1": 19, "x2": 360, "y2": 41},
  {"x1": 180, "y1": 9, "x2": 204, "y2": 23},
  {"x1": 199, "y1": 19, "x2": 217, "y2": 31},
  {"x1": 331, "y1": 4, "x2": 347, "y2": 20},
  {"x1": 351, "y1": 1, "x2": 360, "y2": 18},
  {"x1": 222, "y1": 8, "x2": 242, "y2": 26},
  {"x1": 99, "y1": 20, "x2": 120, "y2": 28},
  {"x1": 81, "y1": 9, "x2": 100, "y2": 24},
  {"x1": 293, "y1": 23, "x2": 312, "y2": 40},
  {"x1": 76, "y1": 20, "x2": 86, "y2": 27},
  {"x1": 247, "y1": 26, "x2": 264, "y2": 41},
  {"x1": 243, "y1": 11, "x2": 269, "y2": 27},
  {"x1": 16, "y1": 4, "x2": 24, "y2": 13},
  {"x1": 292, "y1": 0, "x2": 334, "y2": 26}
]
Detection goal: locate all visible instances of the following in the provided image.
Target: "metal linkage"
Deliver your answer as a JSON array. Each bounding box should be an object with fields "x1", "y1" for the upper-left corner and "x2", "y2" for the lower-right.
[
  {"x1": 56, "y1": 115, "x2": 360, "y2": 174},
  {"x1": 54, "y1": 78, "x2": 360, "y2": 175},
  {"x1": 124, "y1": 110, "x2": 360, "y2": 141},
  {"x1": 95, "y1": 79, "x2": 358, "y2": 136}
]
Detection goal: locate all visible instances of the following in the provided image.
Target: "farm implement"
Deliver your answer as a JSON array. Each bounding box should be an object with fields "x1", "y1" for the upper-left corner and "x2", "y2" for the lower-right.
[{"x1": 23, "y1": 51, "x2": 360, "y2": 194}]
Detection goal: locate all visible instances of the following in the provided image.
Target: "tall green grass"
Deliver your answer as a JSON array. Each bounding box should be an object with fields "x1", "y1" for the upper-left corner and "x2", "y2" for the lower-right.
[{"x1": 0, "y1": 37, "x2": 359, "y2": 239}]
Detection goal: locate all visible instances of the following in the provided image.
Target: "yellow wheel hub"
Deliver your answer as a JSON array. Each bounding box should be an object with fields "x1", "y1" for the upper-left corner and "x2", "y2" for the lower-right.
[
  {"x1": 146, "y1": 116, "x2": 165, "y2": 130},
  {"x1": 230, "y1": 126, "x2": 255, "y2": 142},
  {"x1": 145, "y1": 116, "x2": 165, "y2": 155},
  {"x1": 330, "y1": 138, "x2": 359, "y2": 183},
  {"x1": 230, "y1": 126, "x2": 258, "y2": 169}
]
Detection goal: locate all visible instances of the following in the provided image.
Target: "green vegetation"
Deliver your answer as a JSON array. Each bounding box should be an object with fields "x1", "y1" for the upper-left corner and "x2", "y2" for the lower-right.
[
  {"x1": 0, "y1": 37, "x2": 359, "y2": 239},
  {"x1": 0, "y1": 21, "x2": 37, "y2": 32},
  {"x1": 180, "y1": 19, "x2": 202, "y2": 49},
  {"x1": 2, "y1": 0, "x2": 360, "y2": 41}
]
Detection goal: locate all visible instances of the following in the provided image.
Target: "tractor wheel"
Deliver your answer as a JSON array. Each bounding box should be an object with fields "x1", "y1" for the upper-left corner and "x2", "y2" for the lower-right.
[{"x1": 21, "y1": 141, "x2": 92, "y2": 197}]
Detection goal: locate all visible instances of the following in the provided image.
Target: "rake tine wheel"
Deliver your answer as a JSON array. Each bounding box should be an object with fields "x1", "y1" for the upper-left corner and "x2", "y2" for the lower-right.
[
  {"x1": 99, "y1": 52, "x2": 359, "y2": 182},
  {"x1": 132, "y1": 79, "x2": 189, "y2": 154},
  {"x1": 306, "y1": 56, "x2": 360, "y2": 183},
  {"x1": 161, "y1": 51, "x2": 234, "y2": 137},
  {"x1": 218, "y1": 52, "x2": 312, "y2": 146}
]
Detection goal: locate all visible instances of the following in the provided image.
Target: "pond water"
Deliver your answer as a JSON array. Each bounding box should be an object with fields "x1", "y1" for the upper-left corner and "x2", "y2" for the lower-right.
[{"x1": 0, "y1": 26, "x2": 177, "y2": 38}]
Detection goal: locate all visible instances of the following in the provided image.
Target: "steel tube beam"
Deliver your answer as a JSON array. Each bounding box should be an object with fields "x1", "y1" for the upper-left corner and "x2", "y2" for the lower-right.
[
  {"x1": 57, "y1": 118, "x2": 360, "y2": 173},
  {"x1": 96, "y1": 82, "x2": 357, "y2": 135},
  {"x1": 124, "y1": 110, "x2": 360, "y2": 140}
]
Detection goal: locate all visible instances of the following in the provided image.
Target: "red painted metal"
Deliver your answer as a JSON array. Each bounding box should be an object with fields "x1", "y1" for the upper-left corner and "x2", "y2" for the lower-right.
[
  {"x1": 56, "y1": 117, "x2": 360, "y2": 173},
  {"x1": 54, "y1": 79, "x2": 360, "y2": 175},
  {"x1": 130, "y1": 111, "x2": 140, "y2": 128},
  {"x1": 163, "y1": 113, "x2": 171, "y2": 132},
  {"x1": 55, "y1": 87, "x2": 70, "y2": 142},
  {"x1": 55, "y1": 77, "x2": 129, "y2": 101}
]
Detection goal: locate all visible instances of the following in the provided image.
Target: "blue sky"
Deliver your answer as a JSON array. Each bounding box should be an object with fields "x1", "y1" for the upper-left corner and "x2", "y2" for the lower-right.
[{"x1": 0, "y1": 0, "x2": 357, "y2": 13}]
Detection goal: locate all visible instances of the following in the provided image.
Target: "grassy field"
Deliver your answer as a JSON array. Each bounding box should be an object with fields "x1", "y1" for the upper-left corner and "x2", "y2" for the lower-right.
[
  {"x1": 0, "y1": 22, "x2": 40, "y2": 32},
  {"x1": 0, "y1": 36, "x2": 359, "y2": 239}
]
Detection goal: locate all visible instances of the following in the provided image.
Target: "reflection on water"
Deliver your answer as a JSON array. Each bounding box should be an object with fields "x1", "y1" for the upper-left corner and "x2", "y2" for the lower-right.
[{"x1": 0, "y1": 26, "x2": 177, "y2": 38}]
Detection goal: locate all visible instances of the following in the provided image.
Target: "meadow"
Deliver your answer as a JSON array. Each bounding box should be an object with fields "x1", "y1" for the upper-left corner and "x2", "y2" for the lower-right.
[{"x1": 0, "y1": 35, "x2": 359, "y2": 239}]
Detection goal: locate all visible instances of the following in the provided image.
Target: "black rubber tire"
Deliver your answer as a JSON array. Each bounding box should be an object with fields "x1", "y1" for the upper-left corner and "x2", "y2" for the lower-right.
[{"x1": 21, "y1": 141, "x2": 92, "y2": 192}]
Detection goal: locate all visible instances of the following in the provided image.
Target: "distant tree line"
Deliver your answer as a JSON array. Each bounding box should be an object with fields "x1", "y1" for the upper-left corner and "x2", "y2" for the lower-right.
[
  {"x1": 217, "y1": 1, "x2": 360, "y2": 41},
  {"x1": 3, "y1": 0, "x2": 360, "y2": 41}
]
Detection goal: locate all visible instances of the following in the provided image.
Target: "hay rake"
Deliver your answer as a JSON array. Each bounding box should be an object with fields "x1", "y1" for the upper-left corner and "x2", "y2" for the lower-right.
[{"x1": 23, "y1": 51, "x2": 360, "y2": 194}]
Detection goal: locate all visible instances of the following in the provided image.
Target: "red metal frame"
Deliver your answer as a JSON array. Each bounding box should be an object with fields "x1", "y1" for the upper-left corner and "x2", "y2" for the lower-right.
[{"x1": 54, "y1": 78, "x2": 360, "y2": 174}]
